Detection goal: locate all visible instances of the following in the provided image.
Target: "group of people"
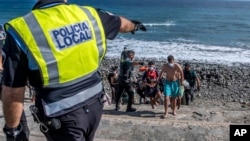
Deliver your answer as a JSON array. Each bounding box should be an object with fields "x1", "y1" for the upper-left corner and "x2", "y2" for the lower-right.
[{"x1": 107, "y1": 52, "x2": 201, "y2": 118}]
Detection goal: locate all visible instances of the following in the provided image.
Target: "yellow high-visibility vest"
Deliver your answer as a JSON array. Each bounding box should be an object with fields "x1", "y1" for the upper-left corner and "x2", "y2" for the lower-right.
[{"x1": 6, "y1": 5, "x2": 106, "y2": 88}]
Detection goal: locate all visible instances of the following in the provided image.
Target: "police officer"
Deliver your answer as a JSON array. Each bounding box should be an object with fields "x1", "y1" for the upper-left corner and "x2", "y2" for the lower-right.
[
  {"x1": 116, "y1": 50, "x2": 144, "y2": 112},
  {"x1": 1, "y1": 0, "x2": 146, "y2": 141}
]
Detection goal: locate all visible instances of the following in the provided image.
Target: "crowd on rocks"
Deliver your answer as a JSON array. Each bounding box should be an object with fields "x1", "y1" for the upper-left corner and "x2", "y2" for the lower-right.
[
  {"x1": 97, "y1": 55, "x2": 250, "y2": 140},
  {"x1": 101, "y1": 57, "x2": 250, "y2": 105}
]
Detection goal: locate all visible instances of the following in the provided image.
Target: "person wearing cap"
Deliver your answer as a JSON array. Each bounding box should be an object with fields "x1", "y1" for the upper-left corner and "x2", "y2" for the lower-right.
[
  {"x1": 115, "y1": 50, "x2": 144, "y2": 112},
  {"x1": 1, "y1": 0, "x2": 146, "y2": 140},
  {"x1": 159, "y1": 55, "x2": 184, "y2": 118},
  {"x1": 183, "y1": 63, "x2": 201, "y2": 105}
]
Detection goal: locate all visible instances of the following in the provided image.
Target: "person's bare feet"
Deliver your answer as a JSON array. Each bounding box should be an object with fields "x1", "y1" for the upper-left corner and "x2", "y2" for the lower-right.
[
  {"x1": 154, "y1": 100, "x2": 159, "y2": 106},
  {"x1": 172, "y1": 111, "x2": 177, "y2": 116},
  {"x1": 150, "y1": 100, "x2": 155, "y2": 109},
  {"x1": 161, "y1": 114, "x2": 168, "y2": 119}
]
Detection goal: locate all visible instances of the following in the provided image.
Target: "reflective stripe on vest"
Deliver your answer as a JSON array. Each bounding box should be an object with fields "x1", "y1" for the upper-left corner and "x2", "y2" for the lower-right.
[
  {"x1": 9, "y1": 5, "x2": 106, "y2": 88},
  {"x1": 42, "y1": 81, "x2": 102, "y2": 116}
]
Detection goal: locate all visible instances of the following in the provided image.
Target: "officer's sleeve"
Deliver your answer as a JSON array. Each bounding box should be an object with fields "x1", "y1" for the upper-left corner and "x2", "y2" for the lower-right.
[
  {"x1": 96, "y1": 9, "x2": 121, "y2": 40},
  {"x1": 2, "y1": 32, "x2": 28, "y2": 87}
]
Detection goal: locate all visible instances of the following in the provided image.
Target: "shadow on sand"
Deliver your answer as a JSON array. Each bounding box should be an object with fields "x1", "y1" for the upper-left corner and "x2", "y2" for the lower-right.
[{"x1": 103, "y1": 109, "x2": 164, "y2": 119}]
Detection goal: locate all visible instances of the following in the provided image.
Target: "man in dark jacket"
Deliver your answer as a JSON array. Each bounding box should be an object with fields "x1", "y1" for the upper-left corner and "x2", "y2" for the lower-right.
[
  {"x1": 115, "y1": 50, "x2": 143, "y2": 112},
  {"x1": 183, "y1": 63, "x2": 201, "y2": 105}
]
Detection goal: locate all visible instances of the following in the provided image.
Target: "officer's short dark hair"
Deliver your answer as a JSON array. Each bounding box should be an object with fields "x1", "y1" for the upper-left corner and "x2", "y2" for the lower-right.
[{"x1": 167, "y1": 55, "x2": 174, "y2": 62}]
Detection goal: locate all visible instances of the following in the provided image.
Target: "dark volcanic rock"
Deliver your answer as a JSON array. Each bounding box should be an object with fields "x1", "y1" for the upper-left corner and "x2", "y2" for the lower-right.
[{"x1": 100, "y1": 57, "x2": 250, "y2": 103}]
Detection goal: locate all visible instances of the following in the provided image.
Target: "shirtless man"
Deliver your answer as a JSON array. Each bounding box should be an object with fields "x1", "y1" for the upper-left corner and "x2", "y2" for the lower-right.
[{"x1": 159, "y1": 55, "x2": 184, "y2": 117}]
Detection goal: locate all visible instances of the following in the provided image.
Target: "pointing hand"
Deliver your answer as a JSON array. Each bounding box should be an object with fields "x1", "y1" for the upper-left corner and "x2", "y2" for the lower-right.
[{"x1": 131, "y1": 20, "x2": 147, "y2": 34}]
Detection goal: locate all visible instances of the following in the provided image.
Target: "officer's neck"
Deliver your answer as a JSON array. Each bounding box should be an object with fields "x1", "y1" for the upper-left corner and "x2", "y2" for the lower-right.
[{"x1": 33, "y1": 0, "x2": 66, "y2": 10}]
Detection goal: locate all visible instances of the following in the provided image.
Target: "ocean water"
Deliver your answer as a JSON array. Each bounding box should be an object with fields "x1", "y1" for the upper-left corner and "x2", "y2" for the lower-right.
[{"x1": 1, "y1": 0, "x2": 250, "y2": 65}]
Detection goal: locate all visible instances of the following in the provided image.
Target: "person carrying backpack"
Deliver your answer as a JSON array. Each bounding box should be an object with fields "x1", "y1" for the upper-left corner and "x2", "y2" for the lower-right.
[
  {"x1": 183, "y1": 63, "x2": 201, "y2": 105},
  {"x1": 142, "y1": 61, "x2": 162, "y2": 109}
]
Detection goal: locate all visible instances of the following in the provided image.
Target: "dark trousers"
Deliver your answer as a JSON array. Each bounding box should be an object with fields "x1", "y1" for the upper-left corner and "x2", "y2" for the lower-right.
[
  {"x1": 136, "y1": 88, "x2": 145, "y2": 99},
  {"x1": 116, "y1": 82, "x2": 135, "y2": 110},
  {"x1": 36, "y1": 96, "x2": 104, "y2": 141},
  {"x1": 110, "y1": 85, "x2": 118, "y2": 102},
  {"x1": 20, "y1": 111, "x2": 30, "y2": 140},
  {"x1": 184, "y1": 87, "x2": 195, "y2": 105},
  {"x1": 137, "y1": 88, "x2": 145, "y2": 104}
]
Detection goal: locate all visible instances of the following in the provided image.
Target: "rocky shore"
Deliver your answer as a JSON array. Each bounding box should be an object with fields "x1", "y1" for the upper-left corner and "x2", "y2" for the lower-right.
[
  {"x1": 96, "y1": 57, "x2": 250, "y2": 141},
  {"x1": 0, "y1": 57, "x2": 249, "y2": 141},
  {"x1": 100, "y1": 57, "x2": 250, "y2": 104}
]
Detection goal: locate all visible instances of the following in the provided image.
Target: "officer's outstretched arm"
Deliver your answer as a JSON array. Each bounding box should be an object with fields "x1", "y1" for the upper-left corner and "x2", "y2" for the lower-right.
[{"x1": 119, "y1": 17, "x2": 146, "y2": 34}]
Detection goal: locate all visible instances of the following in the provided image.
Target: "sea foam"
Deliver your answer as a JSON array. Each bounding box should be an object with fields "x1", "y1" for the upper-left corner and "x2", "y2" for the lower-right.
[{"x1": 106, "y1": 37, "x2": 250, "y2": 66}]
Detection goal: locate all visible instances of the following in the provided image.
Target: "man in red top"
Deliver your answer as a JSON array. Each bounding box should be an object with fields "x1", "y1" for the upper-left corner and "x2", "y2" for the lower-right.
[{"x1": 142, "y1": 61, "x2": 162, "y2": 109}]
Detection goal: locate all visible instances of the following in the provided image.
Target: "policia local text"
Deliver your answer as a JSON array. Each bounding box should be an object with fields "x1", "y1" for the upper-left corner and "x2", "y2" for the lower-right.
[{"x1": 51, "y1": 21, "x2": 92, "y2": 50}]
